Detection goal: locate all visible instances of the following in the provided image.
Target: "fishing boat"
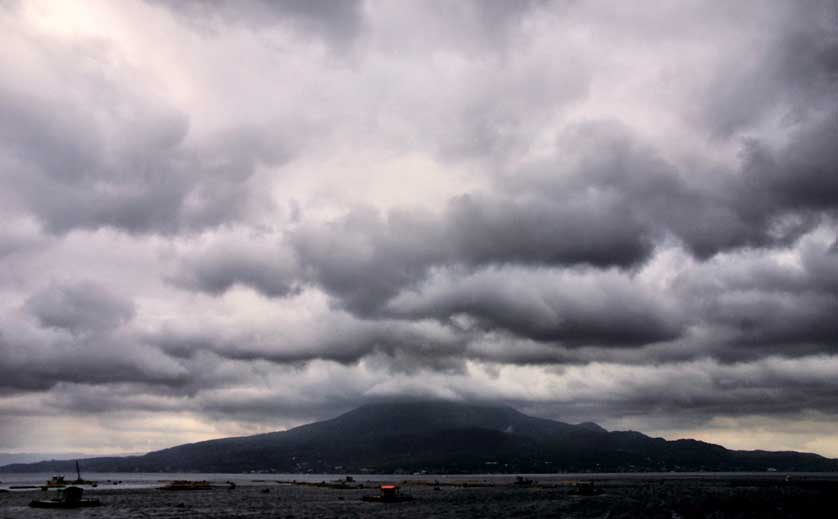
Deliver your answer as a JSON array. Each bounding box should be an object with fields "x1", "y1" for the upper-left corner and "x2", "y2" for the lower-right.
[
  {"x1": 41, "y1": 461, "x2": 96, "y2": 490},
  {"x1": 41, "y1": 475, "x2": 66, "y2": 490},
  {"x1": 361, "y1": 484, "x2": 414, "y2": 503},
  {"x1": 69, "y1": 460, "x2": 96, "y2": 486},
  {"x1": 570, "y1": 481, "x2": 602, "y2": 496},
  {"x1": 514, "y1": 476, "x2": 535, "y2": 487},
  {"x1": 29, "y1": 486, "x2": 101, "y2": 509}
]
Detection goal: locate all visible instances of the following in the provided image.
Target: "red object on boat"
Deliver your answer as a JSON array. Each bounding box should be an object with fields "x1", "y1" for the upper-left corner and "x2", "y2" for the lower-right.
[{"x1": 362, "y1": 484, "x2": 414, "y2": 502}]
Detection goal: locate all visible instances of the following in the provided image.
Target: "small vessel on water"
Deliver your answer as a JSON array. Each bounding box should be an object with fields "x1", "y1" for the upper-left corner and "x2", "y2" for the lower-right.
[
  {"x1": 70, "y1": 460, "x2": 96, "y2": 486},
  {"x1": 571, "y1": 480, "x2": 602, "y2": 496},
  {"x1": 42, "y1": 461, "x2": 96, "y2": 489},
  {"x1": 361, "y1": 484, "x2": 414, "y2": 503},
  {"x1": 42, "y1": 475, "x2": 66, "y2": 490},
  {"x1": 29, "y1": 486, "x2": 101, "y2": 509},
  {"x1": 514, "y1": 476, "x2": 535, "y2": 487}
]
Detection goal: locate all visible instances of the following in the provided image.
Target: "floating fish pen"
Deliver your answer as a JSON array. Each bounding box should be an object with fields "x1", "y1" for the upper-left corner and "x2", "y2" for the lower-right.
[{"x1": 159, "y1": 480, "x2": 212, "y2": 491}]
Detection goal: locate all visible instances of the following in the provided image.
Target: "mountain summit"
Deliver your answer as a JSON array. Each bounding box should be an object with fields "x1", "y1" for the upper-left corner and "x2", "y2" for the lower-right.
[{"x1": 4, "y1": 401, "x2": 837, "y2": 473}]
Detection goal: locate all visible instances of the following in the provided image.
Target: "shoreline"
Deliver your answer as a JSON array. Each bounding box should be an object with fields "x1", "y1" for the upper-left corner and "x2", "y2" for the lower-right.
[{"x1": 4, "y1": 474, "x2": 838, "y2": 518}]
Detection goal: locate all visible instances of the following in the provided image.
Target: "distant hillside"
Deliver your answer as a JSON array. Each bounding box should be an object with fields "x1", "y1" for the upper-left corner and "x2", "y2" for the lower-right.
[
  {"x1": 3, "y1": 401, "x2": 837, "y2": 474},
  {"x1": 0, "y1": 452, "x2": 98, "y2": 466}
]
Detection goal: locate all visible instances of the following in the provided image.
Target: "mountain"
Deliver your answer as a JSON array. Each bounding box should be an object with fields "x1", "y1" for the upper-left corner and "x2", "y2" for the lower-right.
[
  {"x1": 3, "y1": 401, "x2": 837, "y2": 473},
  {"x1": 0, "y1": 452, "x2": 102, "y2": 466}
]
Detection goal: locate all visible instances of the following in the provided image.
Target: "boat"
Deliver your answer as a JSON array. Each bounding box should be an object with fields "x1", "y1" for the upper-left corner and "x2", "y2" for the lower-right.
[
  {"x1": 40, "y1": 461, "x2": 97, "y2": 490},
  {"x1": 29, "y1": 486, "x2": 101, "y2": 509},
  {"x1": 570, "y1": 481, "x2": 602, "y2": 496},
  {"x1": 69, "y1": 460, "x2": 97, "y2": 486},
  {"x1": 514, "y1": 476, "x2": 535, "y2": 487},
  {"x1": 361, "y1": 484, "x2": 414, "y2": 503},
  {"x1": 41, "y1": 475, "x2": 66, "y2": 490}
]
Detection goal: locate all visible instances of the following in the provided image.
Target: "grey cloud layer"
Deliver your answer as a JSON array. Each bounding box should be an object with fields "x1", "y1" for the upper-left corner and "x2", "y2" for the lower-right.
[
  {"x1": 24, "y1": 281, "x2": 135, "y2": 333},
  {"x1": 0, "y1": 23, "x2": 295, "y2": 235},
  {"x1": 385, "y1": 268, "x2": 685, "y2": 347},
  {"x1": 1, "y1": 0, "x2": 838, "y2": 452},
  {"x1": 148, "y1": 0, "x2": 365, "y2": 44},
  {"x1": 172, "y1": 116, "x2": 837, "y2": 352}
]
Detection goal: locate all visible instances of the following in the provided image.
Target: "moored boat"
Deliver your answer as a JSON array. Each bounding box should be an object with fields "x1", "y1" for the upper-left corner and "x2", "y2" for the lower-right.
[
  {"x1": 69, "y1": 460, "x2": 97, "y2": 486},
  {"x1": 41, "y1": 475, "x2": 66, "y2": 490},
  {"x1": 361, "y1": 484, "x2": 414, "y2": 503},
  {"x1": 29, "y1": 486, "x2": 101, "y2": 508}
]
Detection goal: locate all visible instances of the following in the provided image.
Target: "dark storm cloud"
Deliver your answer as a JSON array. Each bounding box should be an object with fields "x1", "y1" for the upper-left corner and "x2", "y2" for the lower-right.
[
  {"x1": 199, "y1": 397, "x2": 355, "y2": 427},
  {"x1": 289, "y1": 190, "x2": 654, "y2": 317},
  {"x1": 673, "y1": 237, "x2": 838, "y2": 358},
  {"x1": 695, "y1": 5, "x2": 838, "y2": 137},
  {"x1": 169, "y1": 234, "x2": 301, "y2": 297},
  {"x1": 177, "y1": 355, "x2": 838, "y2": 427},
  {"x1": 619, "y1": 358, "x2": 838, "y2": 420},
  {"x1": 386, "y1": 267, "x2": 684, "y2": 347},
  {"x1": 675, "y1": 236, "x2": 838, "y2": 299},
  {"x1": 503, "y1": 119, "x2": 834, "y2": 260},
  {"x1": 707, "y1": 292, "x2": 838, "y2": 349},
  {"x1": 22, "y1": 350, "x2": 275, "y2": 414},
  {"x1": 670, "y1": 5, "x2": 838, "y2": 251},
  {"x1": 4, "y1": 0, "x2": 838, "y2": 455},
  {"x1": 148, "y1": 312, "x2": 466, "y2": 371},
  {"x1": 801, "y1": 237, "x2": 838, "y2": 293},
  {"x1": 1, "y1": 283, "x2": 188, "y2": 393},
  {"x1": 167, "y1": 189, "x2": 665, "y2": 349},
  {"x1": 148, "y1": 0, "x2": 838, "y2": 363},
  {"x1": 24, "y1": 281, "x2": 135, "y2": 334},
  {"x1": 743, "y1": 112, "x2": 838, "y2": 213},
  {"x1": 0, "y1": 329, "x2": 189, "y2": 393},
  {"x1": 466, "y1": 353, "x2": 838, "y2": 431},
  {"x1": 289, "y1": 207, "x2": 444, "y2": 315},
  {"x1": 178, "y1": 117, "x2": 835, "y2": 353},
  {"x1": 172, "y1": 255, "x2": 298, "y2": 297},
  {"x1": 284, "y1": 1, "x2": 837, "y2": 315},
  {"x1": 40, "y1": 384, "x2": 187, "y2": 415},
  {"x1": 0, "y1": 97, "x2": 288, "y2": 234},
  {"x1": 446, "y1": 193, "x2": 653, "y2": 268},
  {"x1": 283, "y1": 115, "x2": 833, "y2": 328},
  {"x1": 13, "y1": 378, "x2": 355, "y2": 427}
]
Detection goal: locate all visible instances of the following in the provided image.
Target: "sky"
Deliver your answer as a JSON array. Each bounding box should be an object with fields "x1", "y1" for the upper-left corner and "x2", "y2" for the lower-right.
[{"x1": 1, "y1": 0, "x2": 837, "y2": 458}]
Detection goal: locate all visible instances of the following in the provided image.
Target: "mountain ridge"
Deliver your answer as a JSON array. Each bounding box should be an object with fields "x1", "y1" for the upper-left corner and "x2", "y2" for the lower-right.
[{"x1": 3, "y1": 401, "x2": 836, "y2": 473}]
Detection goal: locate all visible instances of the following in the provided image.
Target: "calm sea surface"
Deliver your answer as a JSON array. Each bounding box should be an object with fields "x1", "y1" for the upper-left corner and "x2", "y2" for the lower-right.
[{"x1": 3, "y1": 471, "x2": 838, "y2": 491}]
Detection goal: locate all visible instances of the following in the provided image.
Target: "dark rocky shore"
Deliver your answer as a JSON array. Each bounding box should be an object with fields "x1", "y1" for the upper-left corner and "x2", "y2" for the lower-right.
[{"x1": 2, "y1": 475, "x2": 838, "y2": 518}]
